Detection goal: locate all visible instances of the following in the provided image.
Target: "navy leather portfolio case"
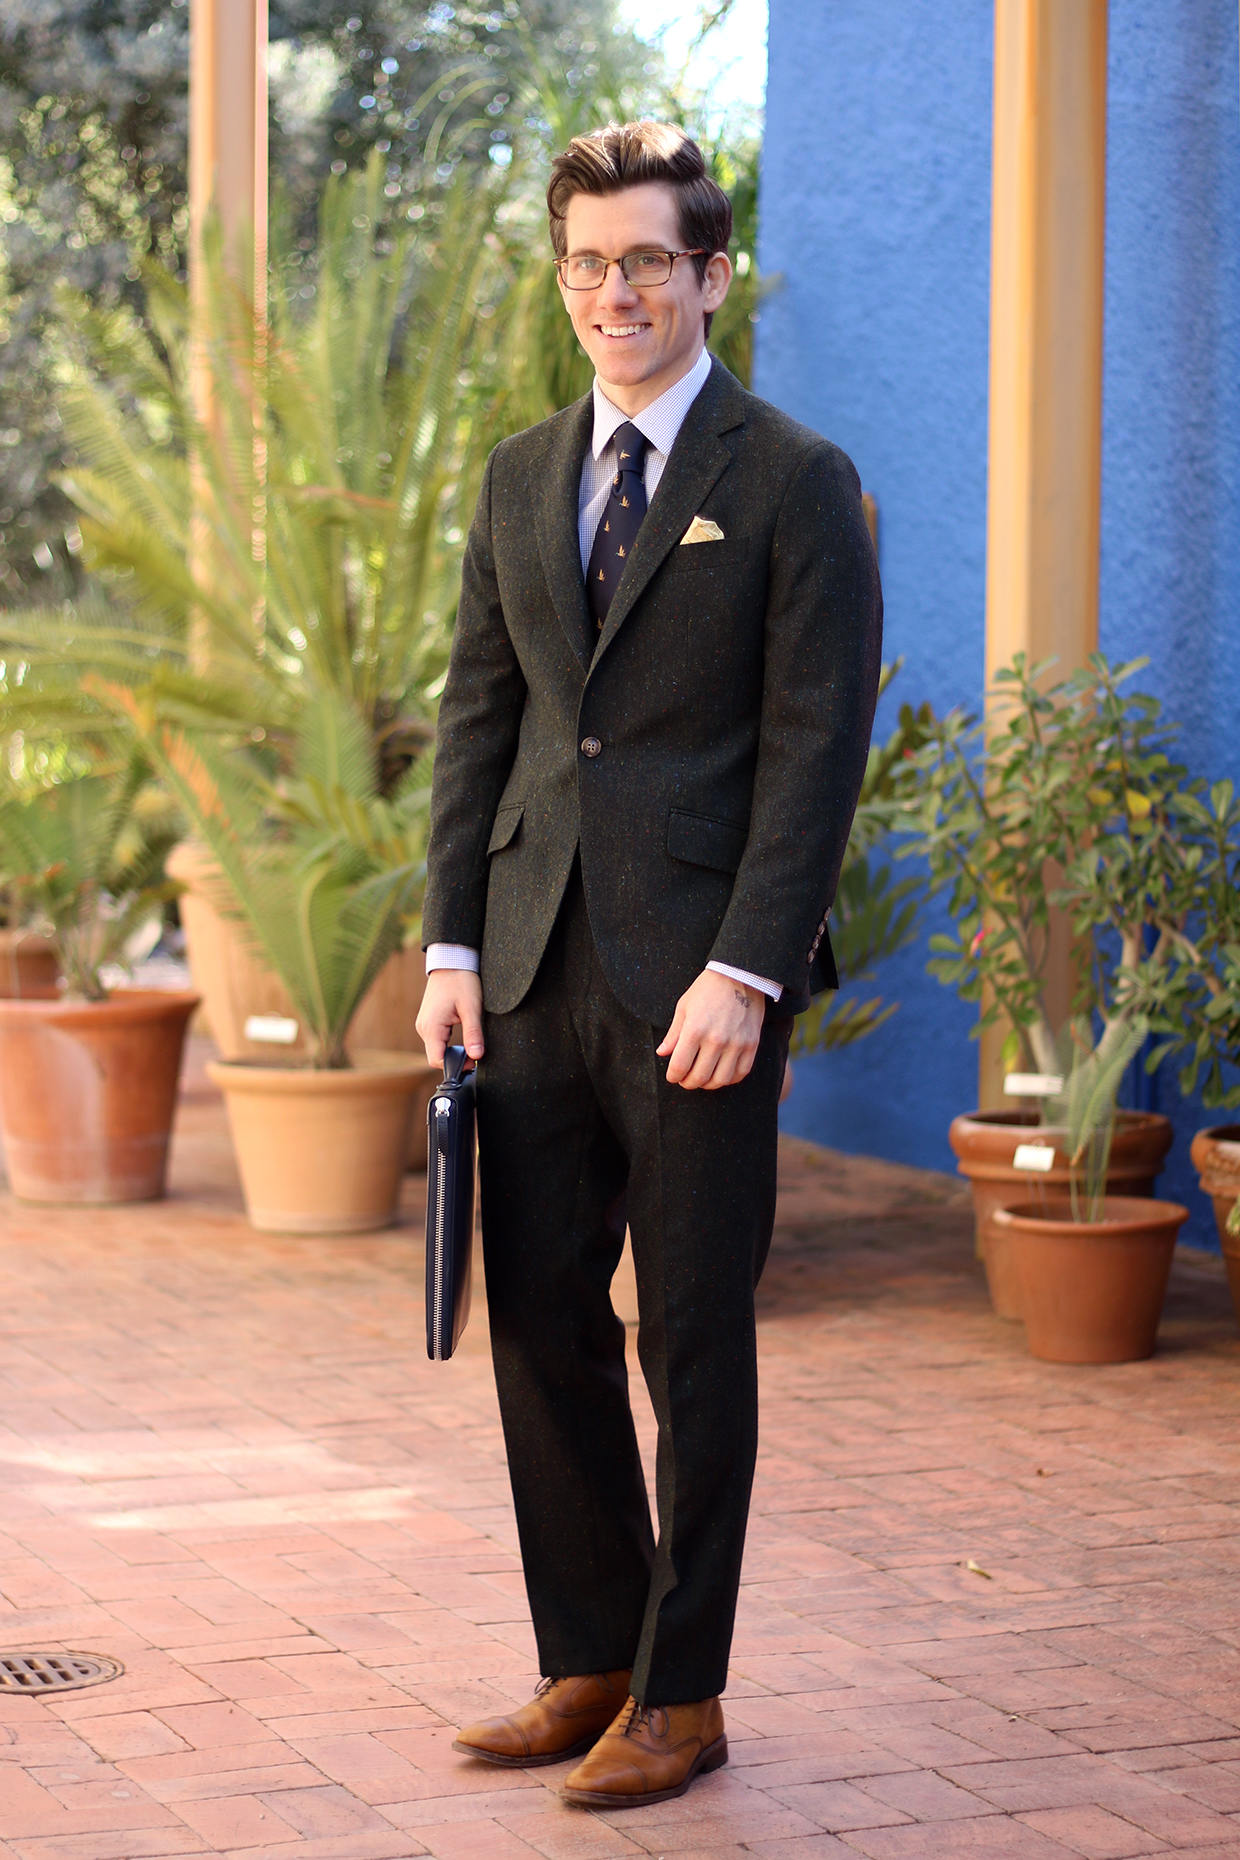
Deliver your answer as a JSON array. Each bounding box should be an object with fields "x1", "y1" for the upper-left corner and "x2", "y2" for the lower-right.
[{"x1": 424, "y1": 1045, "x2": 477, "y2": 1361}]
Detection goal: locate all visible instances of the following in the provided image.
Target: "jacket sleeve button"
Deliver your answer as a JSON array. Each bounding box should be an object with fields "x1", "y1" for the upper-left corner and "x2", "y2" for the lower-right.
[{"x1": 580, "y1": 736, "x2": 602, "y2": 758}]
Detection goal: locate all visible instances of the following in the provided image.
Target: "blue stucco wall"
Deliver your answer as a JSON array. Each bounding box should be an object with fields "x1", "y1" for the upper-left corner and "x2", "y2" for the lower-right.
[{"x1": 758, "y1": 1, "x2": 1240, "y2": 1247}]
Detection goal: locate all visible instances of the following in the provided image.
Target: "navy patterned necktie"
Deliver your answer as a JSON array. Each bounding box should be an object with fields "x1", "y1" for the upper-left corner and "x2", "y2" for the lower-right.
[{"x1": 586, "y1": 421, "x2": 650, "y2": 638}]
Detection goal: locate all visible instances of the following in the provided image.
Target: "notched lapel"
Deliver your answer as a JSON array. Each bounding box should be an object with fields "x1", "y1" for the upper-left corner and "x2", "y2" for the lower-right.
[
  {"x1": 535, "y1": 394, "x2": 595, "y2": 674},
  {"x1": 592, "y1": 361, "x2": 745, "y2": 666}
]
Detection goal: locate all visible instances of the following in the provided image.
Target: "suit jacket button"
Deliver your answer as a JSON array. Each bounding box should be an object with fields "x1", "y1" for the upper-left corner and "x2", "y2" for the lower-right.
[{"x1": 580, "y1": 736, "x2": 602, "y2": 758}]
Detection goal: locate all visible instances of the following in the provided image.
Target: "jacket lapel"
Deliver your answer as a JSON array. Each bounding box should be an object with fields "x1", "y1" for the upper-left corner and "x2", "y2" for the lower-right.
[
  {"x1": 592, "y1": 359, "x2": 746, "y2": 666},
  {"x1": 535, "y1": 392, "x2": 595, "y2": 674}
]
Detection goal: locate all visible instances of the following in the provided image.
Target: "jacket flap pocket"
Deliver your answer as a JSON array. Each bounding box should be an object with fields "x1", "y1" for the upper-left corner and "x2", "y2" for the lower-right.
[
  {"x1": 487, "y1": 804, "x2": 523, "y2": 854},
  {"x1": 667, "y1": 807, "x2": 748, "y2": 874}
]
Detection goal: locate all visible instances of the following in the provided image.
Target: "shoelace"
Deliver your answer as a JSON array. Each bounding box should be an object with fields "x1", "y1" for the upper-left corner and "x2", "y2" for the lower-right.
[{"x1": 617, "y1": 1696, "x2": 666, "y2": 1739}]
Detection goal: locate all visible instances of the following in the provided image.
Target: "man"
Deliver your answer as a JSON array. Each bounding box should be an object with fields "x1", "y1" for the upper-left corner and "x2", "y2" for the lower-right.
[{"x1": 417, "y1": 120, "x2": 881, "y2": 1809}]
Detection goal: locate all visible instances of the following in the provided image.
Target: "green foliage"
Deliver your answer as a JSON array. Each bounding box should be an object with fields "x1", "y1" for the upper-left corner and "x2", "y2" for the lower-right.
[
  {"x1": 1067, "y1": 774, "x2": 1240, "y2": 1111},
  {"x1": 2, "y1": 19, "x2": 776, "y2": 1042},
  {"x1": 0, "y1": 756, "x2": 178, "y2": 1001},
  {"x1": 3, "y1": 106, "x2": 769, "y2": 787},
  {"x1": 792, "y1": 661, "x2": 933, "y2": 1056},
  {"x1": 892, "y1": 652, "x2": 1240, "y2": 1211},
  {"x1": 5, "y1": 158, "x2": 503, "y2": 795},
  {"x1": 1, "y1": 0, "x2": 769, "y2": 599},
  {"x1": 790, "y1": 855, "x2": 921, "y2": 1054},
  {"x1": 697, "y1": 128, "x2": 764, "y2": 389},
  {"x1": 3, "y1": 119, "x2": 771, "y2": 997},
  {"x1": 1047, "y1": 1017, "x2": 1150, "y2": 1223},
  {"x1": 0, "y1": 0, "x2": 638, "y2": 597},
  {"x1": 121, "y1": 685, "x2": 427, "y2": 1069}
]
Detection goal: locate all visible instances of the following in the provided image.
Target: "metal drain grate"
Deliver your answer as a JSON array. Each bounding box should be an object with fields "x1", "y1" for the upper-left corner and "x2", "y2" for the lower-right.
[{"x1": 0, "y1": 1652, "x2": 123, "y2": 1693}]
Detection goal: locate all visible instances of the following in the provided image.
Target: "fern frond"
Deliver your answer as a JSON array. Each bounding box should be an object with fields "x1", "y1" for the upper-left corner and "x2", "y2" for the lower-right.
[{"x1": 290, "y1": 689, "x2": 376, "y2": 800}]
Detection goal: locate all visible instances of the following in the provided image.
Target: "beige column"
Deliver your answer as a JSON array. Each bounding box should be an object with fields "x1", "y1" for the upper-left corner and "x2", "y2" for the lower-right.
[
  {"x1": 980, "y1": 0, "x2": 1107, "y2": 1106},
  {"x1": 189, "y1": 0, "x2": 268, "y2": 295},
  {"x1": 187, "y1": 0, "x2": 269, "y2": 661}
]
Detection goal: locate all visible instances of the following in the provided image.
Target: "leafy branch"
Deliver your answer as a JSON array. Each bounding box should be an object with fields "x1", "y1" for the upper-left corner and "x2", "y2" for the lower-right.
[{"x1": 892, "y1": 651, "x2": 1240, "y2": 1125}]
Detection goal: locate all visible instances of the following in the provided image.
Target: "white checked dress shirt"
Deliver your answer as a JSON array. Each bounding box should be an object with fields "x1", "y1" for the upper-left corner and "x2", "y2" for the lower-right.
[{"x1": 427, "y1": 345, "x2": 781, "y2": 1002}]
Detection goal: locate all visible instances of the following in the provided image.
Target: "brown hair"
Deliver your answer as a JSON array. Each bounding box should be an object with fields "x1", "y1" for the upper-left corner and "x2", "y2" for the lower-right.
[{"x1": 547, "y1": 121, "x2": 733, "y2": 332}]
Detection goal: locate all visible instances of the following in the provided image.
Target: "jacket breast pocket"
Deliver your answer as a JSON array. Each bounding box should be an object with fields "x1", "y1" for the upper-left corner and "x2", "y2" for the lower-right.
[
  {"x1": 666, "y1": 807, "x2": 748, "y2": 874},
  {"x1": 487, "y1": 804, "x2": 523, "y2": 854},
  {"x1": 664, "y1": 538, "x2": 747, "y2": 573}
]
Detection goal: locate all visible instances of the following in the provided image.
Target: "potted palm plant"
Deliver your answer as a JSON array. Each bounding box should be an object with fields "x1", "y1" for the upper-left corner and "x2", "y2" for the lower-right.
[
  {"x1": 894, "y1": 653, "x2": 1236, "y2": 1340},
  {"x1": 0, "y1": 756, "x2": 196, "y2": 1202},
  {"x1": 121, "y1": 685, "x2": 431, "y2": 1234},
  {"x1": 0, "y1": 158, "x2": 501, "y2": 1084}
]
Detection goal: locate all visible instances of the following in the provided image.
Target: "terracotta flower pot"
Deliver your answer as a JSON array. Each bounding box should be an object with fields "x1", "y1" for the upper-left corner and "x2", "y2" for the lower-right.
[
  {"x1": 992, "y1": 1195, "x2": 1188, "y2": 1364},
  {"x1": 1189, "y1": 1125, "x2": 1240, "y2": 1326},
  {"x1": 0, "y1": 988, "x2": 199, "y2": 1203},
  {"x1": 168, "y1": 840, "x2": 436, "y2": 1168},
  {"x1": 0, "y1": 927, "x2": 60, "y2": 999},
  {"x1": 207, "y1": 1049, "x2": 428, "y2": 1234},
  {"x1": 949, "y1": 1109, "x2": 1174, "y2": 1321}
]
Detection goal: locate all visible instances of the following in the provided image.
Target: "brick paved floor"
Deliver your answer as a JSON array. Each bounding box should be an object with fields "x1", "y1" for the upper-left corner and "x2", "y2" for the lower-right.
[{"x1": 2, "y1": 1039, "x2": 1240, "y2": 1859}]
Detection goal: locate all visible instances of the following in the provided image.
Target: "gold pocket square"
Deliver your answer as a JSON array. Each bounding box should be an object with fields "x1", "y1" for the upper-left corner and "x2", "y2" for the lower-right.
[{"x1": 680, "y1": 515, "x2": 725, "y2": 544}]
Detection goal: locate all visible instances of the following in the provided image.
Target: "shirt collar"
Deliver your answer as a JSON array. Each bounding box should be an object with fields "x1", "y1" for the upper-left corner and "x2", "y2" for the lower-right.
[{"x1": 590, "y1": 346, "x2": 713, "y2": 462}]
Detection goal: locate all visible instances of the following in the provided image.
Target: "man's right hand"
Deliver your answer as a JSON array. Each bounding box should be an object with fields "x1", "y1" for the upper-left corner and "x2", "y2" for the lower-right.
[{"x1": 416, "y1": 968, "x2": 485, "y2": 1070}]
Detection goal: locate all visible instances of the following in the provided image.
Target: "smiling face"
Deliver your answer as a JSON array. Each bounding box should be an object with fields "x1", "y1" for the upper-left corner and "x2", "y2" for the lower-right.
[{"x1": 557, "y1": 182, "x2": 732, "y2": 414}]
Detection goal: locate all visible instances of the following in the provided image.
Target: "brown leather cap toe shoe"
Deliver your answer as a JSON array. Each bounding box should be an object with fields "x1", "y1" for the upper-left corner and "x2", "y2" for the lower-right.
[
  {"x1": 561, "y1": 1695, "x2": 727, "y2": 1807},
  {"x1": 452, "y1": 1670, "x2": 631, "y2": 1767}
]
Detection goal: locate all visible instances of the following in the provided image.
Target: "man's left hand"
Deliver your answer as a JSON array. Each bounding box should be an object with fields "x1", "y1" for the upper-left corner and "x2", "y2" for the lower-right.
[{"x1": 657, "y1": 969, "x2": 765, "y2": 1091}]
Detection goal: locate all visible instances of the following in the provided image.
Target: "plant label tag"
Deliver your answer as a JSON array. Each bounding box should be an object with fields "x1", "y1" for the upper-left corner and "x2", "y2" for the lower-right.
[
  {"x1": 244, "y1": 1014, "x2": 300, "y2": 1045},
  {"x1": 1004, "y1": 1072, "x2": 1064, "y2": 1097},
  {"x1": 1013, "y1": 1141, "x2": 1056, "y2": 1173}
]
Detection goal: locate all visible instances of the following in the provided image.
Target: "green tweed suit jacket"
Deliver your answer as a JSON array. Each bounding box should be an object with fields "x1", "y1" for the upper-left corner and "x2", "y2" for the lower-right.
[{"x1": 422, "y1": 357, "x2": 883, "y2": 1027}]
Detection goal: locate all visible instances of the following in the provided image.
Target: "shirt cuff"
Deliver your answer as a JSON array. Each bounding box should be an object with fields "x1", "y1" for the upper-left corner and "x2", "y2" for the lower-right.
[
  {"x1": 707, "y1": 959, "x2": 783, "y2": 1001},
  {"x1": 425, "y1": 943, "x2": 480, "y2": 973},
  {"x1": 426, "y1": 946, "x2": 779, "y2": 999}
]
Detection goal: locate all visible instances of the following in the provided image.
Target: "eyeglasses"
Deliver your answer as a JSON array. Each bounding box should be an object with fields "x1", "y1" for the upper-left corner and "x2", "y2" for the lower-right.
[{"x1": 554, "y1": 248, "x2": 707, "y2": 290}]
